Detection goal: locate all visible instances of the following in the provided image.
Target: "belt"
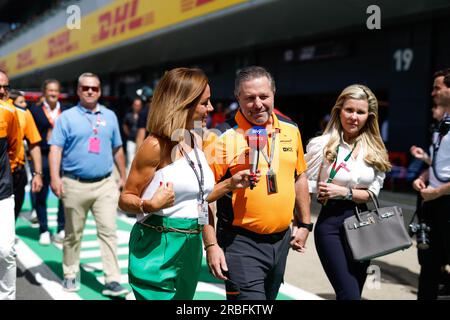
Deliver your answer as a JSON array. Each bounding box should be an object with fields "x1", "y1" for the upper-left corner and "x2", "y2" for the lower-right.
[
  {"x1": 220, "y1": 224, "x2": 288, "y2": 244},
  {"x1": 63, "y1": 172, "x2": 111, "y2": 183},
  {"x1": 139, "y1": 221, "x2": 203, "y2": 234}
]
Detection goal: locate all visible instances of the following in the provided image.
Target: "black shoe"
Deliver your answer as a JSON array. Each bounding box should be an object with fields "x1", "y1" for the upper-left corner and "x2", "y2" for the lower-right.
[{"x1": 102, "y1": 281, "x2": 129, "y2": 297}]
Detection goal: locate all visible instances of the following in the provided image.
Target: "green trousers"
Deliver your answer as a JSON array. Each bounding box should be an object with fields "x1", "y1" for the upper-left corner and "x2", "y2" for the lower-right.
[{"x1": 128, "y1": 215, "x2": 202, "y2": 300}]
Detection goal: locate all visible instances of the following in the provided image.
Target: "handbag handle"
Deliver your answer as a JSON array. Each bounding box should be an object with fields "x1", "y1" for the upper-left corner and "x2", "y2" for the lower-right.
[{"x1": 354, "y1": 190, "x2": 380, "y2": 221}]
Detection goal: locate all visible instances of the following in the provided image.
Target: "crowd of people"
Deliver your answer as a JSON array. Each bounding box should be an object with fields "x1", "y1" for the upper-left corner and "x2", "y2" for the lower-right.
[{"x1": 0, "y1": 65, "x2": 449, "y2": 301}]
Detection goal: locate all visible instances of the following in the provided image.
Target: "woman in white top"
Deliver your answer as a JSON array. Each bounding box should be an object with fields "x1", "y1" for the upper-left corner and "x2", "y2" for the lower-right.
[
  {"x1": 305, "y1": 84, "x2": 391, "y2": 300},
  {"x1": 119, "y1": 68, "x2": 259, "y2": 300}
]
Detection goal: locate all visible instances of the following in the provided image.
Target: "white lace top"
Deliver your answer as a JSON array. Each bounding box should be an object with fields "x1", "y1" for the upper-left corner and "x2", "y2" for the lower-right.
[{"x1": 305, "y1": 133, "x2": 385, "y2": 196}]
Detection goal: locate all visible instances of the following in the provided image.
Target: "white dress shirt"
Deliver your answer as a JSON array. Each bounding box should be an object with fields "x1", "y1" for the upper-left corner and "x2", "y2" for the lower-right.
[
  {"x1": 429, "y1": 129, "x2": 450, "y2": 188},
  {"x1": 305, "y1": 133, "x2": 385, "y2": 197}
]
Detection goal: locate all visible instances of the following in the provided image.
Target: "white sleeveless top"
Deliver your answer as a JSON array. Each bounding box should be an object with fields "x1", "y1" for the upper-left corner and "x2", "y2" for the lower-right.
[{"x1": 137, "y1": 146, "x2": 215, "y2": 222}]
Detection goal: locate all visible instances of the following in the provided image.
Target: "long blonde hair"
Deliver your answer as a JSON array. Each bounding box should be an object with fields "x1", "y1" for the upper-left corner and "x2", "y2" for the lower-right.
[
  {"x1": 147, "y1": 67, "x2": 208, "y2": 141},
  {"x1": 323, "y1": 84, "x2": 391, "y2": 172}
]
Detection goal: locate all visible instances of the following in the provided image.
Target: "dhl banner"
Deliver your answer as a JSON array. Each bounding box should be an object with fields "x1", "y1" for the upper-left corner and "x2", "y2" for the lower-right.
[{"x1": 0, "y1": 0, "x2": 248, "y2": 78}]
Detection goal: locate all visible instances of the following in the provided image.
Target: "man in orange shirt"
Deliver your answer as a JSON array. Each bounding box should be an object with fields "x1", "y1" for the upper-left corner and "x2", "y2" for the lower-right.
[
  {"x1": 0, "y1": 89, "x2": 22, "y2": 300},
  {"x1": 9, "y1": 90, "x2": 43, "y2": 218},
  {"x1": 0, "y1": 71, "x2": 43, "y2": 225},
  {"x1": 203, "y1": 66, "x2": 311, "y2": 300}
]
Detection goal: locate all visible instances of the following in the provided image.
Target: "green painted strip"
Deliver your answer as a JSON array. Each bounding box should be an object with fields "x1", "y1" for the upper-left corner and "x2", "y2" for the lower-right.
[{"x1": 194, "y1": 292, "x2": 224, "y2": 300}]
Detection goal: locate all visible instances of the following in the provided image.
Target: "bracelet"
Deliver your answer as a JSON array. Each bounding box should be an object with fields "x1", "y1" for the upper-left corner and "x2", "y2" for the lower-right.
[
  {"x1": 139, "y1": 199, "x2": 146, "y2": 214},
  {"x1": 204, "y1": 242, "x2": 217, "y2": 251},
  {"x1": 32, "y1": 171, "x2": 43, "y2": 176}
]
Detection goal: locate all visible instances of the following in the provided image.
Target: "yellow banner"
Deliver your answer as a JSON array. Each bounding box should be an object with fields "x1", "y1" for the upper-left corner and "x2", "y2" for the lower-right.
[{"x1": 0, "y1": 0, "x2": 248, "y2": 78}]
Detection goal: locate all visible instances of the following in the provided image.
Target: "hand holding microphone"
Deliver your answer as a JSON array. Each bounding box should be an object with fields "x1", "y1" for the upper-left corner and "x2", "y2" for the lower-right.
[{"x1": 247, "y1": 126, "x2": 268, "y2": 190}]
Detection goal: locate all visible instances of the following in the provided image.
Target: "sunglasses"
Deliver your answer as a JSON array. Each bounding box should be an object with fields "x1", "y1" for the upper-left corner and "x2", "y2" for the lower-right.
[
  {"x1": 81, "y1": 86, "x2": 100, "y2": 92},
  {"x1": 0, "y1": 84, "x2": 10, "y2": 90}
]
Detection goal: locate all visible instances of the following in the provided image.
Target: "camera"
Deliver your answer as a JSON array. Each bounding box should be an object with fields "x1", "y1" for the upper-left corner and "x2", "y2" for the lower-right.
[{"x1": 408, "y1": 222, "x2": 431, "y2": 250}]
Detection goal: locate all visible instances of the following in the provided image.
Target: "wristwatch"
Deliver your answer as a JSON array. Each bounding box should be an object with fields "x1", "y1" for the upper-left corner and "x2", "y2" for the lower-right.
[
  {"x1": 344, "y1": 188, "x2": 353, "y2": 201},
  {"x1": 297, "y1": 222, "x2": 314, "y2": 232}
]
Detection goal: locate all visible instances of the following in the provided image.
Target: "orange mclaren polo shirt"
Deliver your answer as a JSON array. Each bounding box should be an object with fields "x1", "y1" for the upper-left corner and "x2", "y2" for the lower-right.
[
  {"x1": 7, "y1": 100, "x2": 42, "y2": 171},
  {"x1": 209, "y1": 110, "x2": 307, "y2": 234},
  {"x1": 0, "y1": 100, "x2": 22, "y2": 199}
]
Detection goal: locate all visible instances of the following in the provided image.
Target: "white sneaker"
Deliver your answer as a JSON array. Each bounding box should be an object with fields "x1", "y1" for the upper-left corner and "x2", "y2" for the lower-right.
[
  {"x1": 53, "y1": 230, "x2": 65, "y2": 244},
  {"x1": 39, "y1": 231, "x2": 51, "y2": 245},
  {"x1": 30, "y1": 210, "x2": 39, "y2": 228}
]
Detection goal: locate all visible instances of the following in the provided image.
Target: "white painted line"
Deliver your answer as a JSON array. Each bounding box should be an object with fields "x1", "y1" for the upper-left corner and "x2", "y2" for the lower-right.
[
  {"x1": 47, "y1": 217, "x2": 95, "y2": 227},
  {"x1": 279, "y1": 282, "x2": 323, "y2": 300},
  {"x1": 82, "y1": 259, "x2": 128, "y2": 271},
  {"x1": 80, "y1": 246, "x2": 129, "y2": 259},
  {"x1": 15, "y1": 238, "x2": 81, "y2": 300},
  {"x1": 81, "y1": 240, "x2": 100, "y2": 249},
  {"x1": 116, "y1": 212, "x2": 137, "y2": 226},
  {"x1": 196, "y1": 282, "x2": 225, "y2": 296},
  {"x1": 117, "y1": 230, "x2": 130, "y2": 243},
  {"x1": 195, "y1": 281, "x2": 323, "y2": 300},
  {"x1": 48, "y1": 221, "x2": 57, "y2": 227},
  {"x1": 80, "y1": 239, "x2": 128, "y2": 251},
  {"x1": 96, "y1": 274, "x2": 129, "y2": 285},
  {"x1": 83, "y1": 229, "x2": 97, "y2": 236}
]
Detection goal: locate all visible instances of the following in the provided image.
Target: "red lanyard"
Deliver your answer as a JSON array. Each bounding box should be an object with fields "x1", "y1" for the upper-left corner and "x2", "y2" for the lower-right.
[
  {"x1": 326, "y1": 143, "x2": 357, "y2": 183},
  {"x1": 41, "y1": 105, "x2": 61, "y2": 128}
]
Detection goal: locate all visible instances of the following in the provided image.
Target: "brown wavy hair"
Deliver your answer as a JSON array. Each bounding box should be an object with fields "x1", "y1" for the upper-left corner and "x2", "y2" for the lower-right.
[{"x1": 147, "y1": 67, "x2": 208, "y2": 142}]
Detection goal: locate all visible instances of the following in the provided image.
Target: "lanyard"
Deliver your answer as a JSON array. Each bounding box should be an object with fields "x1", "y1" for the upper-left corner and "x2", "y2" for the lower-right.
[
  {"x1": 180, "y1": 140, "x2": 205, "y2": 203},
  {"x1": 41, "y1": 105, "x2": 61, "y2": 128},
  {"x1": 326, "y1": 143, "x2": 357, "y2": 183},
  {"x1": 80, "y1": 106, "x2": 101, "y2": 135},
  {"x1": 260, "y1": 131, "x2": 277, "y2": 169}
]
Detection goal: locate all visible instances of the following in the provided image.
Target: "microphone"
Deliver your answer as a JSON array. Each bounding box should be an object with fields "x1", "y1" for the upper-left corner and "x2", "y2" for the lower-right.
[{"x1": 247, "y1": 126, "x2": 268, "y2": 189}]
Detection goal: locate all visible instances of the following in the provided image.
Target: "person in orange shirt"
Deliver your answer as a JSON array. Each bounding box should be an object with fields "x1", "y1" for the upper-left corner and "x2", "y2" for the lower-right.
[
  {"x1": 7, "y1": 89, "x2": 43, "y2": 223},
  {"x1": 0, "y1": 89, "x2": 22, "y2": 300},
  {"x1": 203, "y1": 66, "x2": 311, "y2": 300}
]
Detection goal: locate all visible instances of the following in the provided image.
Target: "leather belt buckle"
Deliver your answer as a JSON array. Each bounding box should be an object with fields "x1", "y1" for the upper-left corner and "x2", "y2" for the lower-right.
[{"x1": 155, "y1": 226, "x2": 165, "y2": 233}]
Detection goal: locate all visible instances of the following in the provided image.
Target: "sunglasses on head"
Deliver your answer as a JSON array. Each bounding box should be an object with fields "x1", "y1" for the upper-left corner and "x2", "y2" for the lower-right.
[
  {"x1": 81, "y1": 86, "x2": 99, "y2": 92},
  {"x1": 0, "y1": 84, "x2": 10, "y2": 90}
]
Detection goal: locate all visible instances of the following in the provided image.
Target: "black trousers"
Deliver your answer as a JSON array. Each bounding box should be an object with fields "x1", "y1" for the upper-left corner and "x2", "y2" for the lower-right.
[
  {"x1": 13, "y1": 166, "x2": 28, "y2": 220},
  {"x1": 417, "y1": 195, "x2": 450, "y2": 300},
  {"x1": 217, "y1": 224, "x2": 291, "y2": 300},
  {"x1": 314, "y1": 200, "x2": 370, "y2": 300}
]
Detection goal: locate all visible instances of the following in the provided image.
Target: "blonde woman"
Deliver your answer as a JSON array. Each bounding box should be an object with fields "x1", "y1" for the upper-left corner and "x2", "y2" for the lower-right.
[
  {"x1": 119, "y1": 68, "x2": 259, "y2": 300},
  {"x1": 305, "y1": 84, "x2": 391, "y2": 300}
]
